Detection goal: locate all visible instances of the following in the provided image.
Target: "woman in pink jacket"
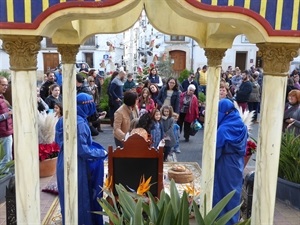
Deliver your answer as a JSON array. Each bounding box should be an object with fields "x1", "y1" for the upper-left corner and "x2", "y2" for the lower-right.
[{"x1": 178, "y1": 84, "x2": 199, "y2": 142}]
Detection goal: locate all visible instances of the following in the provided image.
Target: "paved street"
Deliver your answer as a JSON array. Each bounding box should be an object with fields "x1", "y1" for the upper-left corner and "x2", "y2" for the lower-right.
[
  {"x1": 93, "y1": 122, "x2": 259, "y2": 168},
  {"x1": 93, "y1": 123, "x2": 204, "y2": 165}
]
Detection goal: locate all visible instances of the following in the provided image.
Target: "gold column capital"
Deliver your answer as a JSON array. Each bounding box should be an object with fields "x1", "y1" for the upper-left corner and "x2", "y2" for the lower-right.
[
  {"x1": 204, "y1": 48, "x2": 227, "y2": 67},
  {"x1": 57, "y1": 45, "x2": 80, "y2": 64},
  {"x1": 257, "y1": 43, "x2": 299, "y2": 76},
  {"x1": 1, "y1": 35, "x2": 42, "y2": 71}
]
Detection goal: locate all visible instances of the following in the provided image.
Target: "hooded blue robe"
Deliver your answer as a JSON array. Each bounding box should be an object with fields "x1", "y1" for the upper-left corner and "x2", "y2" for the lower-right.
[
  {"x1": 55, "y1": 93, "x2": 106, "y2": 225},
  {"x1": 213, "y1": 99, "x2": 247, "y2": 225}
]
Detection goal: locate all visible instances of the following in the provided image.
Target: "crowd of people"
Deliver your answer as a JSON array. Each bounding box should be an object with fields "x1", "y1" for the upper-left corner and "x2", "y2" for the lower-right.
[{"x1": 108, "y1": 68, "x2": 202, "y2": 161}]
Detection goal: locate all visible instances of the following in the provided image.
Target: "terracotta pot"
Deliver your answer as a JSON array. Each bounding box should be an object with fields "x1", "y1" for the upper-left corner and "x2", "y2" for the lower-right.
[
  {"x1": 39, "y1": 157, "x2": 57, "y2": 178},
  {"x1": 244, "y1": 155, "x2": 251, "y2": 168}
]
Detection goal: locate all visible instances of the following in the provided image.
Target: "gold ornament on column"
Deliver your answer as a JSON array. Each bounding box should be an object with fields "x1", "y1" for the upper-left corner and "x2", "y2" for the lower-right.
[
  {"x1": 204, "y1": 48, "x2": 226, "y2": 67},
  {"x1": 2, "y1": 35, "x2": 42, "y2": 71},
  {"x1": 257, "y1": 43, "x2": 299, "y2": 75},
  {"x1": 57, "y1": 44, "x2": 80, "y2": 64}
]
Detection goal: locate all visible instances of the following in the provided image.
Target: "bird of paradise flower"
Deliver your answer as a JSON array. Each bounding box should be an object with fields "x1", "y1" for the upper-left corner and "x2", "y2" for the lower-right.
[
  {"x1": 104, "y1": 175, "x2": 113, "y2": 191},
  {"x1": 125, "y1": 175, "x2": 156, "y2": 196},
  {"x1": 137, "y1": 175, "x2": 153, "y2": 195},
  {"x1": 184, "y1": 183, "x2": 201, "y2": 197}
]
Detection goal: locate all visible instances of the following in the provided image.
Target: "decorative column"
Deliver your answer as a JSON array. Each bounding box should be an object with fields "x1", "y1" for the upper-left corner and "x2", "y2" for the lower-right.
[
  {"x1": 2, "y1": 35, "x2": 42, "y2": 224},
  {"x1": 200, "y1": 48, "x2": 226, "y2": 213},
  {"x1": 57, "y1": 44, "x2": 79, "y2": 225},
  {"x1": 251, "y1": 43, "x2": 299, "y2": 225}
]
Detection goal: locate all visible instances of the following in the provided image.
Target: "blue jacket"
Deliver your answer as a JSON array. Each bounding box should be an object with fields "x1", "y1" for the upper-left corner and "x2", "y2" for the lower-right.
[
  {"x1": 55, "y1": 71, "x2": 63, "y2": 86},
  {"x1": 150, "y1": 121, "x2": 164, "y2": 148},
  {"x1": 156, "y1": 86, "x2": 180, "y2": 114},
  {"x1": 109, "y1": 77, "x2": 124, "y2": 100}
]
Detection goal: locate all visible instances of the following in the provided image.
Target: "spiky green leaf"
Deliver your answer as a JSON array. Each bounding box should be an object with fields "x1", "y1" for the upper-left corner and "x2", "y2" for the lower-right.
[{"x1": 204, "y1": 190, "x2": 235, "y2": 225}]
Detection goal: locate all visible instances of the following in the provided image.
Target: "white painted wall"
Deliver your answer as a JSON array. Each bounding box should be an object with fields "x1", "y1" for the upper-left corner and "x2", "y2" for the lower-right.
[{"x1": 0, "y1": 39, "x2": 10, "y2": 72}]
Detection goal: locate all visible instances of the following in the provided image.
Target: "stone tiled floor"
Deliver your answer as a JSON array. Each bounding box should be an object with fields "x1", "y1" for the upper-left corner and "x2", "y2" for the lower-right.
[
  {"x1": 0, "y1": 174, "x2": 57, "y2": 225},
  {"x1": 245, "y1": 166, "x2": 300, "y2": 225}
]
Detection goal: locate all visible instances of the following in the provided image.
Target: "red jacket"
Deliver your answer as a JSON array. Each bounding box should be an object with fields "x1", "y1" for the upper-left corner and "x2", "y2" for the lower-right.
[
  {"x1": 180, "y1": 92, "x2": 199, "y2": 123},
  {"x1": 139, "y1": 98, "x2": 156, "y2": 113},
  {"x1": 0, "y1": 95, "x2": 13, "y2": 137}
]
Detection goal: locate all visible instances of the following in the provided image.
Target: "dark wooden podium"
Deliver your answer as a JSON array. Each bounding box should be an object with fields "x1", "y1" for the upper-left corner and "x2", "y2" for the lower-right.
[{"x1": 108, "y1": 133, "x2": 164, "y2": 197}]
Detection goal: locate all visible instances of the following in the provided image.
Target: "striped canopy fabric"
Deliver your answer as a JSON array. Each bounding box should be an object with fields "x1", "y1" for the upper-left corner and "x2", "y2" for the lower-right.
[{"x1": 0, "y1": 0, "x2": 299, "y2": 33}]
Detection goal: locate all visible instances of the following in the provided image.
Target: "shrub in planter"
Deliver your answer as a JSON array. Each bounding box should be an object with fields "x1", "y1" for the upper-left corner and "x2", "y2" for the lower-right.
[
  {"x1": 0, "y1": 145, "x2": 14, "y2": 203},
  {"x1": 277, "y1": 131, "x2": 300, "y2": 209},
  {"x1": 96, "y1": 179, "x2": 250, "y2": 225},
  {"x1": 178, "y1": 69, "x2": 191, "y2": 84},
  {"x1": 99, "y1": 77, "x2": 110, "y2": 113},
  {"x1": 198, "y1": 92, "x2": 206, "y2": 103},
  {"x1": 278, "y1": 131, "x2": 300, "y2": 183}
]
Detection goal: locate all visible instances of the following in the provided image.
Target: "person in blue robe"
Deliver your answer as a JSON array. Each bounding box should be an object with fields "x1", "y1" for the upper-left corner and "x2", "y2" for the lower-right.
[
  {"x1": 55, "y1": 93, "x2": 106, "y2": 225},
  {"x1": 213, "y1": 98, "x2": 248, "y2": 225}
]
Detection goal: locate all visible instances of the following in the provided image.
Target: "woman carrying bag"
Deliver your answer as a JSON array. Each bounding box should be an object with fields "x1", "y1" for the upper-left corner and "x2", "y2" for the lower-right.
[{"x1": 178, "y1": 84, "x2": 199, "y2": 142}]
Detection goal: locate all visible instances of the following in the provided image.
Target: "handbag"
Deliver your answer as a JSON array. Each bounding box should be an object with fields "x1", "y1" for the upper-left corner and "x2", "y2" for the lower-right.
[
  {"x1": 191, "y1": 119, "x2": 202, "y2": 131},
  {"x1": 189, "y1": 119, "x2": 202, "y2": 136}
]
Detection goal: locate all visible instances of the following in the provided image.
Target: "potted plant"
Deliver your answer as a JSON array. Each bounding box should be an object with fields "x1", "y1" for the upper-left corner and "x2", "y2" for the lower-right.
[
  {"x1": 0, "y1": 144, "x2": 14, "y2": 203},
  {"x1": 244, "y1": 137, "x2": 257, "y2": 167},
  {"x1": 277, "y1": 130, "x2": 300, "y2": 209},
  {"x1": 236, "y1": 107, "x2": 257, "y2": 168},
  {"x1": 96, "y1": 176, "x2": 250, "y2": 225},
  {"x1": 38, "y1": 112, "x2": 59, "y2": 177}
]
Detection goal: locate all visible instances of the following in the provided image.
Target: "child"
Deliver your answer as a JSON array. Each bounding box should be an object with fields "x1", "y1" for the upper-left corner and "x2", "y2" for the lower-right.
[
  {"x1": 54, "y1": 102, "x2": 63, "y2": 118},
  {"x1": 172, "y1": 113, "x2": 181, "y2": 153},
  {"x1": 160, "y1": 105, "x2": 176, "y2": 161},
  {"x1": 138, "y1": 88, "x2": 155, "y2": 113},
  {"x1": 150, "y1": 109, "x2": 164, "y2": 149}
]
